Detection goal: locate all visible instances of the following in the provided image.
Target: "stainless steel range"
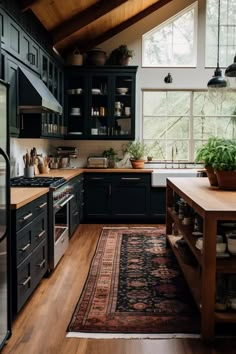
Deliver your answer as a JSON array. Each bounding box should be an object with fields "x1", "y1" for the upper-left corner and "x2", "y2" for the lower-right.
[{"x1": 11, "y1": 176, "x2": 74, "y2": 272}]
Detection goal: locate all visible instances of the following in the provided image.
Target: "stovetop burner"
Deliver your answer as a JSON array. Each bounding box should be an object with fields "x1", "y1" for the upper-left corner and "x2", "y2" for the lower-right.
[{"x1": 11, "y1": 176, "x2": 66, "y2": 188}]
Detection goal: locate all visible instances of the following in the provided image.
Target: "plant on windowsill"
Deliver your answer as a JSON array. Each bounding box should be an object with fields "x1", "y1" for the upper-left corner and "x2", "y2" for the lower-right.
[{"x1": 122, "y1": 140, "x2": 149, "y2": 169}]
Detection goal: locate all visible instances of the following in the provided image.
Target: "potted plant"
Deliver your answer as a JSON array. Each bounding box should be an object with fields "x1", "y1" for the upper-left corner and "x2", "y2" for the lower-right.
[
  {"x1": 195, "y1": 136, "x2": 225, "y2": 186},
  {"x1": 211, "y1": 139, "x2": 236, "y2": 190},
  {"x1": 122, "y1": 140, "x2": 149, "y2": 168},
  {"x1": 106, "y1": 45, "x2": 134, "y2": 65},
  {"x1": 102, "y1": 148, "x2": 117, "y2": 168}
]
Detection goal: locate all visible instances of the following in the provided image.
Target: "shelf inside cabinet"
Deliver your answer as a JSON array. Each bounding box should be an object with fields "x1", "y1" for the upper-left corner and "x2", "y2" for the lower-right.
[
  {"x1": 215, "y1": 311, "x2": 236, "y2": 323},
  {"x1": 167, "y1": 234, "x2": 201, "y2": 309},
  {"x1": 167, "y1": 207, "x2": 202, "y2": 265}
]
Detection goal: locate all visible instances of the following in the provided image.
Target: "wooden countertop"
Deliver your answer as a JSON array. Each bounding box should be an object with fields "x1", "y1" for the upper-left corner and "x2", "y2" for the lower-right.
[
  {"x1": 11, "y1": 187, "x2": 49, "y2": 209},
  {"x1": 11, "y1": 168, "x2": 153, "y2": 208},
  {"x1": 167, "y1": 177, "x2": 236, "y2": 214}
]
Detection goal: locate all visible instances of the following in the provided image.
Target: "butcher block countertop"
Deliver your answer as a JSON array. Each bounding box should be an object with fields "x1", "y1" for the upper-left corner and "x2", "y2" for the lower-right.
[
  {"x1": 11, "y1": 187, "x2": 49, "y2": 209},
  {"x1": 11, "y1": 168, "x2": 153, "y2": 208}
]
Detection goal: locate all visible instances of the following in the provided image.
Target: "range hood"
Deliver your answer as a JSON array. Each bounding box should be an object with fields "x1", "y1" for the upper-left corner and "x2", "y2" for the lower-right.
[{"x1": 18, "y1": 67, "x2": 63, "y2": 115}]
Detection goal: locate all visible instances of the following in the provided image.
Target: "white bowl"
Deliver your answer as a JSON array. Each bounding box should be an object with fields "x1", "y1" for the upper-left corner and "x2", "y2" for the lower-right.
[
  {"x1": 116, "y1": 87, "x2": 128, "y2": 94},
  {"x1": 227, "y1": 236, "x2": 236, "y2": 255},
  {"x1": 216, "y1": 243, "x2": 227, "y2": 253}
]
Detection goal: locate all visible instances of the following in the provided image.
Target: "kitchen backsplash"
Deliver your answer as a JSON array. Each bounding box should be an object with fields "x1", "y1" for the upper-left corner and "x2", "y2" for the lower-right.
[{"x1": 10, "y1": 138, "x2": 126, "y2": 177}]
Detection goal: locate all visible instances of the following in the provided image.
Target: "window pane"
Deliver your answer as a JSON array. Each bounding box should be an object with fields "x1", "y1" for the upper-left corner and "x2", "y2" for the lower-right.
[
  {"x1": 142, "y1": 3, "x2": 197, "y2": 67},
  {"x1": 167, "y1": 91, "x2": 190, "y2": 115},
  {"x1": 166, "y1": 117, "x2": 189, "y2": 138}
]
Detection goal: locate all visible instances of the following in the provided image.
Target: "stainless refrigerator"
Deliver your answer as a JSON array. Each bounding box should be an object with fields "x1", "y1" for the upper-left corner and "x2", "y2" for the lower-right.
[{"x1": 0, "y1": 80, "x2": 11, "y2": 350}]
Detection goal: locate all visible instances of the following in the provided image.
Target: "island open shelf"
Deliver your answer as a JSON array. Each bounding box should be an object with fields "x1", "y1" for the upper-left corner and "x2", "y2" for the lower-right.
[{"x1": 166, "y1": 177, "x2": 236, "y2": 342}]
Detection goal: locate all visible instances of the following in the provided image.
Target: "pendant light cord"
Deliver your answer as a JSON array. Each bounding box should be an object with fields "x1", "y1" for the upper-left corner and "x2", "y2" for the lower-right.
[{"x1": 216, "y1": 0, "x2": 220, "y2": 68}]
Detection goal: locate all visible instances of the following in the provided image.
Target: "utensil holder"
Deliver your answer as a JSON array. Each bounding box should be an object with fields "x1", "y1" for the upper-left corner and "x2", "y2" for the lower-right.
[{"x1": 24, "y1": 166, "x2": 34, "y2": 178}]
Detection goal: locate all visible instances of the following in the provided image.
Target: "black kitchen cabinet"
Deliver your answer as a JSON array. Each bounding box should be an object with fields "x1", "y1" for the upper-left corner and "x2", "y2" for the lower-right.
[
  {"x1": 84, "y1": 173, "x2": 151, "y2": 221},
  {"x1": 0, "y1": 8, "x2": 8, "y2": 49},
  {"x1": 112, "y1": 174, "x2": 150, "y2": 219},
  {"x1": 69, "y1": 174, "x2": 84, "y2": 237},
  {"x1": 64, "y1": 65, "x2": 137, "y2": 140},
  {"x1": 39, "y1": 50, "x2": 64, "y2": 138},
  {"x1": 21, "y1": 31, "x2": 40, "y2": 73},
  {"x1": 11, "y1": 194, "x2": 48, "y2": 316},
  {"x1": 84, "y1": 173, "x2": 112, "y2": 219},
  {"x1": 5, "y1": 54, "x2": 19, "y2": 136},
  {"x1": 150, "y1": 187, "x2": 166, "y2": 222}
]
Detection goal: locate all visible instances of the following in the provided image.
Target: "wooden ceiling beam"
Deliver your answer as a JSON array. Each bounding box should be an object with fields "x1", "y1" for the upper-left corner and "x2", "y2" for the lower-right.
[
  {"x1": 62, "y1": 0, "x2": 173, "y2": 54},
  {"x1": 52, "y1": 0, "x2": 129, "y2": 45},
  {"x1": 20, "y1": 0, "x2": 41, "y2": 12}
]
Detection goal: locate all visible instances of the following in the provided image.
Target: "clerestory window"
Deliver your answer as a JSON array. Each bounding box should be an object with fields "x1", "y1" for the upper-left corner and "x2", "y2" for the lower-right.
[{"x1": 142, "y1": 2, "x2": 198, "y2": 67}]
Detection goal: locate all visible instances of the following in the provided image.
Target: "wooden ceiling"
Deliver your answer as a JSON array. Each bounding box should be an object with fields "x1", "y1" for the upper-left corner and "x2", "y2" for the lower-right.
[{"x1": 20, "y1": 0, "x2": 173, "y2": 56}]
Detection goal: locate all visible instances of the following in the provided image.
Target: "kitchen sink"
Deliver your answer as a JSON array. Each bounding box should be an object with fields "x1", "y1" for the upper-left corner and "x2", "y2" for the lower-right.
[{"x1": 151, "y1": 169, "x2": 199, "y2": 187}]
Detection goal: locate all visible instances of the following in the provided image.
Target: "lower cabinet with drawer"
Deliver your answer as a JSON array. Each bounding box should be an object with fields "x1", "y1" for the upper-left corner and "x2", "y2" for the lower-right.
[
  {"x1": 84, "y1": 173, "x2": 151, "y2": 221},
  {"x1": 11, "y1": 194, "x2": 48, "y2": 316}
]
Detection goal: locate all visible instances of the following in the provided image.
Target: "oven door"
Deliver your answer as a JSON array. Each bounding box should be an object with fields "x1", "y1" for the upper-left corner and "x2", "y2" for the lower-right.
[{"x1": 53, "y1": 194, "x2": 74, "y2": 268}]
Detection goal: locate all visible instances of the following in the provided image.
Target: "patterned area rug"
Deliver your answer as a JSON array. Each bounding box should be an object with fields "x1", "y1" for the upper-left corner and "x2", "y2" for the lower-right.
[{"x1": 67, "y1": 227, "x2": 200, "y2": 338}]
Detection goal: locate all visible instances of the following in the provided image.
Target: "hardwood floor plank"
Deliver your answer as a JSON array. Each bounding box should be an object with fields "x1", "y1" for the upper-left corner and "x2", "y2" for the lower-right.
[{"x1": 2, "y1": 224, "x2": 236, "y2": 354}]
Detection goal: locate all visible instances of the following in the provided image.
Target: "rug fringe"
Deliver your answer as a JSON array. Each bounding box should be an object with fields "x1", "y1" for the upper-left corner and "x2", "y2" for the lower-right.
[{"x1": 66, "y1": 332, "x2": 200, "y2": 339}]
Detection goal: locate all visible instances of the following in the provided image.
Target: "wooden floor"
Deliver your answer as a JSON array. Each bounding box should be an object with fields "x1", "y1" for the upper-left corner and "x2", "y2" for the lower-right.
[{"x1": 3, "y1": 224, "x2": 236, "y2": 354}]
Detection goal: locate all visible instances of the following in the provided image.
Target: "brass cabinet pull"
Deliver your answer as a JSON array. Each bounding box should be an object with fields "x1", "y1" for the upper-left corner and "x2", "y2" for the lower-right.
[
  {"x1": 36, "y1": 259, "x2": 46, "y2": 268},
  {"x1": 20, "y1": 276, "x2": 31, "y2": 286},
  {"x1": 20, "y1": 243, "x2": 31, "y2": 252},
  {"x1": 37, "y1": 230, "x2": 45, "y2": 239},
  {"x1": 38, "y1": 202, "x2": 47, "y2": 209}
]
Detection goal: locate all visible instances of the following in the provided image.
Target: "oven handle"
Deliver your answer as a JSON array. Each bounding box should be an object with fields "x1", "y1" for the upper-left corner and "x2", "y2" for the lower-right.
[{"x1": 57, "y1": 194, "x2": 74, "y2": 208}]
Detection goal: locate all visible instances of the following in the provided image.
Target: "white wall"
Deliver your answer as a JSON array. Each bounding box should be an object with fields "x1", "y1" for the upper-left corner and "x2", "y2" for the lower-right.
[{"x1": 11, "y1": 0, "x2": 214, "y2": 176}]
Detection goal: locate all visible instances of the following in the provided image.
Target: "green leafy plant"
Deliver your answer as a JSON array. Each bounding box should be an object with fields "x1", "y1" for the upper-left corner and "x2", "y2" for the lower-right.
[
  {"x1": 195, "y1": 136, "x2": 226, "y2": 167},
  {"x1": 196, "y1": 136, "x2": 236, "y2": 171},
  {"x1": 122, "y1": 140, "x2": 149, "y2": 160},
  {"x1": 102, "y1": 148, "x2": 118, "y2": 168}
]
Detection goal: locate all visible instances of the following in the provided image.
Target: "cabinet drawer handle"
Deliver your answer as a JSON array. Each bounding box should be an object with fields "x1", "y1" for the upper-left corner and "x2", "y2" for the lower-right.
[
  {"x1": 38, "y1": 202, "x2": 47, "y2": 209},
  {"x1": 121, "y1": 177, "x2": 141, "y2": 180},
  {"x1": 20, "y1": 243, "x2": 31, "y2": 252},
  {"x1": 20, "y1": 212, "x2": 33, "y2": 222},
  {"x1": 90, "y1": 177, "x2": 104, "y2": 180},
  {"x1": 36, "y1": 259, "x2": 46, "y2": 268},
  {"x1": 20, "y1": 276, "x2": 31, "y2": 286},
  {"x1": 37, "y1": 230, "x2": 45, "y2": 239}
]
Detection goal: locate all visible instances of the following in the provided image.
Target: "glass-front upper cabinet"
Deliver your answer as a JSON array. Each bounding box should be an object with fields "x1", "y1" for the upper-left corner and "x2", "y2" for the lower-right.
[{"x1": 64, "y1": 66, "x2": 137, "y2": 140}]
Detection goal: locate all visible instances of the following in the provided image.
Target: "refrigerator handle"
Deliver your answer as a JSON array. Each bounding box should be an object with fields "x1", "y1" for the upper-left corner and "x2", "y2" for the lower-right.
[{"x1": 0, "y1": 147, "x2": 10, "y2": 243}]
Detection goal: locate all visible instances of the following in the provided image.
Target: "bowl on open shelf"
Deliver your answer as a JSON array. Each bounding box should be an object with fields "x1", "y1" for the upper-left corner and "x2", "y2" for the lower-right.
[{"x1": 116, "y1": 87, "x2": 128, "y2": 95}]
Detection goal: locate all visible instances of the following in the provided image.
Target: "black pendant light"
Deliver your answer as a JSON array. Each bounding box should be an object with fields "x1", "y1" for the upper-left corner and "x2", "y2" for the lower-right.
[
  {"x1": 225, "y1": 55, "x2": 236, "y2": 77},
  {"x1": 207, "y1": 0, "x2": 227, "y2": 89}
]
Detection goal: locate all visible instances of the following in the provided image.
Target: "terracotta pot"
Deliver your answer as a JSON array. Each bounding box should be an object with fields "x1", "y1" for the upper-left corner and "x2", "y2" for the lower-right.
[
  {"x1": 205, "y1": 166, "x2": 218, "y2": 186},
  {"x1": 215, "y1": 170, "x2": 236, "y2": 190},
  {"x1": 130, "y1": 159, "x2": 145, "y2": 169}
]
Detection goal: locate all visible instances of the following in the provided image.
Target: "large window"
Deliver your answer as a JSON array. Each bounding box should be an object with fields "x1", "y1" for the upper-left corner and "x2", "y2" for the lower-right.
[
  {"x1": 143, "y1": 90, "x2": 236, "y2": 162},
  {"x1": 206, "y1": 0, "x2": 236, "y2": 67},
  {"x1": 142, "y1": 2, "x2": 197, "y2": 67}
]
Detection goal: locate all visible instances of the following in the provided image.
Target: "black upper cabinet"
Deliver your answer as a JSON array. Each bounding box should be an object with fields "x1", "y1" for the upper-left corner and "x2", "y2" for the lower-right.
[
  {"x1": 64, "y1": 66, "x2": 138, "y2": 140},
  {"x1": 0, "y1": 8, "x2": 8, "y2": 49},
  {"x1": 21, "y1": 32, "x2": 40, "y2": 73},
  {"x1": 38, "y1": 50, "x2": 64, "y2": 139},
  {"x1": 5, "y1": 54, "x2": 19, "y2": 136}
]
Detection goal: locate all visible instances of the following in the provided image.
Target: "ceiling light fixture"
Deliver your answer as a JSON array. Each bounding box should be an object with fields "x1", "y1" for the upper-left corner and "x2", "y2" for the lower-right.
[{"x1": 207, "y1": 0, "x2": 227, "y2": 93}]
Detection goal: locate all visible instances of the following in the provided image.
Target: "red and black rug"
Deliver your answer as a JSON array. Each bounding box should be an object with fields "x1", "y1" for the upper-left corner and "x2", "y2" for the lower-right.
[{"x1": 67, "y1": 227, "x2": 200, "y2": 338}]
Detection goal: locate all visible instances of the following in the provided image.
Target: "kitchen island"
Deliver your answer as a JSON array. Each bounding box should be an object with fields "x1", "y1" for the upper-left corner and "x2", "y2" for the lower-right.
[{"x1": 166, "y1": 177, "x2": 236, "y2": 342}]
